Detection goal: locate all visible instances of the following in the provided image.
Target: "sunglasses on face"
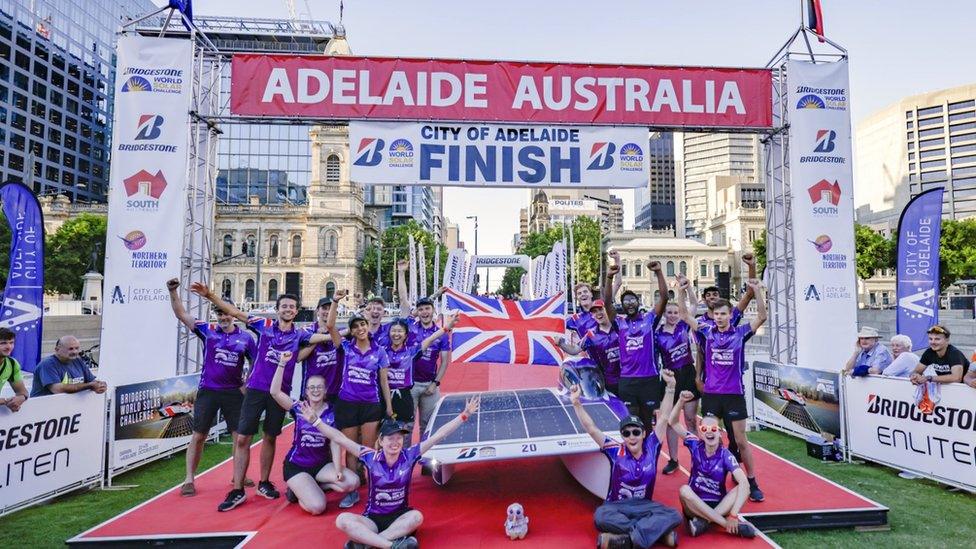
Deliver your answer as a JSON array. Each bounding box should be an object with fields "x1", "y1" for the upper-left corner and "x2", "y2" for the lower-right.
[
  {"x1": 621, "y1": 428, "x2": 643, "y2": 437},
  {"x1": 699, "y1": 424, "x2": 720, "y2": 434}
]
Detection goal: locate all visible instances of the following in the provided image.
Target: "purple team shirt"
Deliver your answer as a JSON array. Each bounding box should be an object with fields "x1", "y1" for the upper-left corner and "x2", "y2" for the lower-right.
[
  {"x1": 360, "y1": 443, "x2": 423, "y2": 515},
  {"x1": 567, "y1": 309, "x2": 597, "y2": 339},
  {"x1": 695, "y1": 308, "x2": 744, "y2": 346},
  {"x1": 371, "y1": 322, "x2": 393, "y2": 348},
  {"x1": 245, "y1": 317, "x2": 313, "y2": 393},
  {"x1": 685, "y1": 435, "x2": 740, "y2": 503},
  {"x1": 385, "y1": 341, "x2": 420, "y2": 390},
  {"x1": 697, "y1": 323, "x2": 753, "y2": 395},
  {"x1": 408, "y1": 319, "x2": 449, "y2": 383},
  {"x1": 655, "y1": 321, "x2": 693, "y2": 370},
  {"x1": 285, "y1": 402, "x2": 336, "y2": 468},
  {"x1": 602, "y1": 432, "x2": 662, "y2": 502},
  {"x1": 303, "y1": 322, "x2": 343, "y2": 397},
  {"x1": 338, "y1": 339, "x2": 390, "y2": 403},
  {"x1": 581, "y1": 325, "x2": 621, "y2": 386},
  {"x1": 193, "y1": 322, "x2": 256, "y2": 391},
  {"x1": 616, "y1": 312, "x2": 659, "y2": 378}
]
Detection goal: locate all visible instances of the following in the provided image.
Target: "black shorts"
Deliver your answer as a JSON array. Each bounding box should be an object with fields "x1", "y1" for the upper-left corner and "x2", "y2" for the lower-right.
[
  {"x1": 334, "y1": 398, "x2": 384, "y2": 429},
  {"x1": 669, "y1": 366, "x2": 701, "y2": 402},
  {"x1": 618, "y1": 376, "x2": 664, "y2": 424},
  {"x1": 367, "y1": 507, "x2": 413, "y2": 533},
  {"x1": 193, "y1": 388, "x2": 244, "y2": 435},
  {"x1": 389, "y1": 388, "x2": 415, "y2": 424},
  {"x1": 238, "y1": 388, "x2": 288, "y2": 436},
  {"x1": 282, "y1": 459, "x2": 326, "y2": 482},
  {"x1": 701, "y1": 393, "x2": 749, "y2": 421}
]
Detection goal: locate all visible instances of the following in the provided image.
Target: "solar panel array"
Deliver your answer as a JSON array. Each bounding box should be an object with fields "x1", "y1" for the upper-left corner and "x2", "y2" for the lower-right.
[{"x1": 429, "y1": 389, "x2": 623, "y2": 445}]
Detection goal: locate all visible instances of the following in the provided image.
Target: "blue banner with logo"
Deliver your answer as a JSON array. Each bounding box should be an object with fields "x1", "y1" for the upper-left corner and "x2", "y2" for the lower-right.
[
  {"x1": 0, "y1": 181, "x2": 44, "y2": 372},
  {"x1": 896, "y1": 188, "x2": 944, "y2": 351}
]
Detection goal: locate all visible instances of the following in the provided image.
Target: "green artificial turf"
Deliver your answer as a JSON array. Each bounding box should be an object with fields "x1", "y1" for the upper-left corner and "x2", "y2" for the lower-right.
[{"x1": 2, "y1": 429, "x2": 973, "y2": 548}]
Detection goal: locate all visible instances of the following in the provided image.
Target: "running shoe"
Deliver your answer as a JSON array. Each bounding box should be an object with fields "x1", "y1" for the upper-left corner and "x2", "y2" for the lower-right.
[
  {"x1": 662, "y1": 528, "x2": 679, "y2": 548},
  {"x1": 748, "y1": 478, "x2": 765, "y2": 502},
  {"x1": 687, "y1": 517, "x2": 709, "y2": 537},
  {"x1": 391, "y1": 536, "x2": 419, "y2": 549},
  {"x1": 257, "y1": 481, "x2": 280, "y2": 500},
  {"x1": 736, "y1": 523, "x2": 757, "y2": 538},
  {"x1": 597, "y1": 532, "x2": 632, "y2": 549},
  {"x1": 285, "y1": 488, "x2": 298, "y2": 504},
  {"x1": 180, "y1": 482, "x2": 196, "y2": 497},
  {"x1": 339, "y1": 490, "x2": 360, "y2": 509},
  {"x1": 217, "y1": 489, "x2": 245, "y2": 512},
  {"x1": 662, "y1": 459, "x2": 680, "y2": 475}
]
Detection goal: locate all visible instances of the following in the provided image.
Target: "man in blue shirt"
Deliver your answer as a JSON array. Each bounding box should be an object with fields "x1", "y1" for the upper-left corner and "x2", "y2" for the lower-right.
[
  {"x1": 30, "y1": 335, "x2": 107, "y2": 397},
  {"x1": 843, "y1": 326, "x2": 893, "y2": 376}
]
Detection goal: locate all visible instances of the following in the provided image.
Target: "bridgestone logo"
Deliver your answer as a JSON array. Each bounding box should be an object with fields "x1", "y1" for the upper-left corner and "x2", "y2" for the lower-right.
[
  {"x1": 124, "y1": 68, "x2": 184, "y2": 77},
  {"x1": 867, "y1": 395, "x2": 976, "y2": 432}
]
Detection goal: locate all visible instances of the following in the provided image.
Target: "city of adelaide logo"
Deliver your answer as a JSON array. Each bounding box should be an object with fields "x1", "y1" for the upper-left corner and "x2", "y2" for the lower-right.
[
  {"x1": 354, "y1": 138, "x2": 385, "y2": 167},
  {"x1": 123, "y1": 169, "x2": 168, "y2": 211},
  {"x1": 619, "y1": 142, "x2": 644, "y2": 172},
  {"x1": 587, "y1": 142, "x2": 616, "y2": 170},
  {"x1": 801, "y1": 129, "x2": 846, "y2": 164},
  {"x1": 807, "y1": 179, "x2": 841, "y2": 216},
  {"x1": 388, "y1": 139, "x2": 414, "y2": 168},
  {"x1": 118, "y1": 230, "x2": 147, "y2": 251}
]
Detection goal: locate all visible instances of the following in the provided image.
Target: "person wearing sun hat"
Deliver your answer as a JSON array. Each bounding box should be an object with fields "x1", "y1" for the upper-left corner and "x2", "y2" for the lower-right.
[{"x1": 843, "y1": 326, "x2": 892, "y2": 377}]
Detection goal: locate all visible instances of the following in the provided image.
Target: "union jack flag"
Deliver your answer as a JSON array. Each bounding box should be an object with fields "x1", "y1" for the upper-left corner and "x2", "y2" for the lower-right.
[{"x1": 444, "y1": 289, "x2": 566, "y2": 365}]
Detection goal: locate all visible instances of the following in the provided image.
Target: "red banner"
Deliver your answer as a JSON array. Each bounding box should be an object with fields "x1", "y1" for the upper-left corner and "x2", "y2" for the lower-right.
[{"x1": 230, "y1": 55, "x2": 772, "y2": 128}]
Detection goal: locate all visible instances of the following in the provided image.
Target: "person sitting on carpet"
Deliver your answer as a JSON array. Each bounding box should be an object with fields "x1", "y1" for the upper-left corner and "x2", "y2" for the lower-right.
[
  {"x1": 570, "y1": 371, "x2": 682, "y2": 549},
  {"x1": 668, "y1": 391, "x2": 755, "y2": 538},
  {"x1": 269, "y1": 351, "x2": 359, "y2": 515},
  {"x1": 308, "y1": 394, "x2": 481, "y2": 549}
]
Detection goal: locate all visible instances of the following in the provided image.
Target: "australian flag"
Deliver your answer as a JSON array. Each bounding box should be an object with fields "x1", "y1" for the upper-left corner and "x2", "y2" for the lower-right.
[{"x1": 444, "y1": 289, "x2": 566, "y2": 366}]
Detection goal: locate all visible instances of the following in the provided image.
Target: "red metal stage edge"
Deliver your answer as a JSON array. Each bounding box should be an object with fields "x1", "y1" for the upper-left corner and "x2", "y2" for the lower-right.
[{"x1": 67, "y1": 364, "x2": 886, "y2": 548}]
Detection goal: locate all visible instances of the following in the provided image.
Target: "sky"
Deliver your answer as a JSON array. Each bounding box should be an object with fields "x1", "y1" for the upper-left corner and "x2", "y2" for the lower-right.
[{"x1": 158, "y1": 0, "x2": 976, "y2": 286}]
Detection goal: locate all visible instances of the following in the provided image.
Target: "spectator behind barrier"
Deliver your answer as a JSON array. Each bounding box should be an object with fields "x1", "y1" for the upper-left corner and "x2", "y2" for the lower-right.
[
  {"x1": 0, "y1": 327, "x2": 29, "y2": 412},
  {"x1": 965, "y1": 352, "x2": 976, "y2": 389},
  {"x1": 876, "y1": 334, "x2": 919, "y2": 377},
  {"x1": 29, "y1": 335, "x2": 108, "y2": 397},
  {"x1": 910, "y1": 325, "x2": 969, "y2": 385},
  {"x1": 844, "y1": 326, "x2": 893, "y2": 377}
]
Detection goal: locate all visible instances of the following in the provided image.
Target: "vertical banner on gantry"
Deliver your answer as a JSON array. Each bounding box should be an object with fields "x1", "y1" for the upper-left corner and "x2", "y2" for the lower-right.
[
  {"x1": 100, "y1": 36, "x2": 192, "y2": 386},
  {"x1": 786, "y1": 60, "x2": 857, "y2": 371}
]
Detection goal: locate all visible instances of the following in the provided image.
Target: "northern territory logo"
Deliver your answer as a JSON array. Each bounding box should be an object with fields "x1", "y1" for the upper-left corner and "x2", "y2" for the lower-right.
[
  {"x1": 587, "y1": 142, "x2": 616, "y2": 170},
  {"x1": 117, "y1": 231, "x2": 169, "y2": 270},
  {"x1": 809, "y1": 234, "x2": 848, "y2": 270},
  {"x1": 807, "y1": 179, "x2": 841, "y2": 217},
  {"x1": 618, "y1": 142, "x2": 644, "y2": 172},
  {"x1": 388, "y1": 139, "x2": 414, "y2": 168},
  {"x1": 120, "y1": 67, "x2": 184, "y2": 94},
  {"x1": 353, "y1": 138, "x2": 385, "y2": 167},
  {"x1": 117, "y1": 115, "x2": 178, "y2": 153},
  {"x1": 122, "y1": 169, "x2": 168, "y2": 212},
  {"x1": 800, "y1": 129, "x2": 846, "y2": 164}
]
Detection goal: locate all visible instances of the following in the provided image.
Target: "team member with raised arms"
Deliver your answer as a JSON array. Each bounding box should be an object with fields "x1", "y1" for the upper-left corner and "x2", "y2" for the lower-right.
[
  {"x1": 677, "y1": 277, "x2": 767, "y2": 503},
  {"x1": 305, "y1": 395, "x2": 481, "y2": 549},
  {"x1": 167, "y1": 279, "x2": 257, "y2": 497},
  {"x1": 381, "y1": 314, "x2": 458, "y2": 424},
  {"x1": 567, "y1": 249, "x2": 622, "y2": 341},
  {"x1": 191, "y1": 283, "x2": 330, "y2": 511},
  {"x1": 268, "y1": 351, "x2": 359, "y2": 515},
  {"x1": 654, "y1": 273, "x2": 699, "y2": 475},
  {"x1": 570, "y1": 369, "x2": 681, "y2": 549},
  {"x1": 669, "y1": 391, "x2": 755, "y2": 538},
  {"x1": 297, "y1": 296, "x2": 343, "y2": 402},
  {"x1": 557, "y1": 299, "x2": 621, "y2": 395}
]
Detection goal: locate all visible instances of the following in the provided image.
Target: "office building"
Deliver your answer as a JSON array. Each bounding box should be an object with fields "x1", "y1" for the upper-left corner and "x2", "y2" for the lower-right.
[
  {"x1": 702, "y1": 175, "x2": 765, "y2": 291},
  {"x1": 855, "y1": 83, "x2": 976, "y2": 222},
  {"x1": 526, "y1": 188, "x2": 621, "y2": 235},
  {"x1": 0, "y1": 0, "x2": 155, "y2": 201},
  {"x1": 674, "y1": 132, "x2": 761, "y2": 239},
  {"x1": 635, "y1": 132, "x2": 676, "y2": 231}
]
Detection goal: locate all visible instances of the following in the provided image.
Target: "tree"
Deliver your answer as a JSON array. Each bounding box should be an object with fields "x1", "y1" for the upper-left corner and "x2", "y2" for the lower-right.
[
  {"x1": 938, "y1": 218, "x2": 976, "y2": 290},
  {"x1": 360, "y1": 220, "x2": 447, "y2": 299},
  {"x1": 752, "y1": 230, "x2": 767, "y2": 275},
  {"x1": 853, "y1": 223, "x2": 895, "y2": 280},
  {"x1": 45, "y1": 213, "x2": 106, "y2": 296},
  {"x1": 498, "y1": 216, "x2": 603, "y2": 297}
]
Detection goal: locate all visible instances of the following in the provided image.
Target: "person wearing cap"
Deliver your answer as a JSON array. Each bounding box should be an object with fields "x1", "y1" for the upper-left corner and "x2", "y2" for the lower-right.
[
  {"x1": 668, "y1": 391, "x2": 755, "y2": 539},
  {"x1": 570, "y1": 369, "x2": 681, "y2": 549},
  {"x1": 910, "y1": 325, "x2": 969, "y2": 385},
  {"x1": 843, "y1": 326, "x2": 893, "y2": 377},
  {"x1": 654, "y1": 274, "x2": 700, "y2": 476},
  {"x1": 568, "y1": 251, "x2": 621, "y2": 341},
  {"x1": 296, "y1": 295, "x2": 344, "y2": 402},
  {"x1": 601, "y1": 256, "x2": 669, "y2": 431},
  {"x1": 380, "y1": 313, "x2": 458, "y2": 425},
  {"x1": 269, "y1": 350, "x2": 359, "y2": 514},
  {"x1": 307, "y1": 395, "x2": 481, "y2": 549},
  {"x1": 557, "y1": 298, "x2": 621, "y2": 396},
  {"x1": 166, "y1": 279, "x2": 258, "y2": 497},
  {"x1": 190, "y1": 283, "x2": 330, "y2": 511}
]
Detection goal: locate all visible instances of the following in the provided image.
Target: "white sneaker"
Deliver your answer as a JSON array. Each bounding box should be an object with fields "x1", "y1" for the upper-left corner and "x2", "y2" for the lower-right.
[{"x1": 898, "y1": 471, "x2": 920, "y2": 480}]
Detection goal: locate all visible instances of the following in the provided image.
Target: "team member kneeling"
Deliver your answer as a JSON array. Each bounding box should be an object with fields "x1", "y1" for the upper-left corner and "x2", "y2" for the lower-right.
[
  {"x1": 305, "y1": 394, "x2": 481, "y2": 549},
  {"x1": 571, "y1": 370, "x2": 682, "y2": 549},
  {"x1": 669, "y1": 391, "x2": 755, "y2": 538},
  {"x1": 268, "y1": 351, "x2": 359, "y2": 515}
]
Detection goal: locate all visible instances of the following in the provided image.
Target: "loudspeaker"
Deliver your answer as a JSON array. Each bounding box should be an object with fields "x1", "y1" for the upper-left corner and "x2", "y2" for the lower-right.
[{"x1": 716, "y1": 271, "x2": 731, "y2": 299}]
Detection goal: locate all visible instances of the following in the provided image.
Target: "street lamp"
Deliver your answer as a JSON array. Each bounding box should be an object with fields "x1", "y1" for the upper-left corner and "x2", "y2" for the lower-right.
[{"x1": 466, "y1": 215, "x2": 480, "y2": 291}]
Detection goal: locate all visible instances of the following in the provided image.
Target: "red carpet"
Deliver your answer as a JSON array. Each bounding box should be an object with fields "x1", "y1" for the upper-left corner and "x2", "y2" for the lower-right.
[{"x1": 71, "y1": 364, "x2": 882, "y2": 548}]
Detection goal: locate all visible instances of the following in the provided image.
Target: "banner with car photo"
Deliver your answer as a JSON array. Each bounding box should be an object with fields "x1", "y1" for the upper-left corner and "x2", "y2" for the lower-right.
[
  {"x1": 110, "y1": 373, "x2": 225, "y2": 475},
  {"x1": 753, "y1": 361, "x2": 842, "y2": 439}
]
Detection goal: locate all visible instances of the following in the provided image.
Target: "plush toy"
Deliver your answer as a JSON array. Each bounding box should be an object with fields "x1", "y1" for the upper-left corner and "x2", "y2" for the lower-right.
[{"x1": 505, "y1": 502, "x2": 528, "y2": 540}]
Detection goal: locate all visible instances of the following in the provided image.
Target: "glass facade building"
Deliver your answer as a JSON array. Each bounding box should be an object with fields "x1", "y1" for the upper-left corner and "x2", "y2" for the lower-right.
[
  {"x1": 0, "y1": 0, "x2": 155, "y2": 201},
  {"x1": 634, "y1": 132, "x2": 676, "y2": 231}
]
